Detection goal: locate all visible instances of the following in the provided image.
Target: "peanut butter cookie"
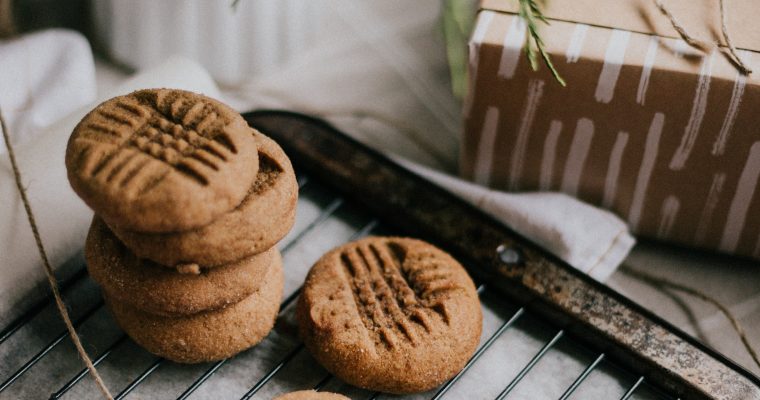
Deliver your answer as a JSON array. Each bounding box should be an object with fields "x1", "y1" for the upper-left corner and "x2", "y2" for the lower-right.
[
  {"x1": 297, "y1": 237, "x2": 482, "y2": 394},
  {"x1": 109, "y1": 132, "x2": 297, "y2": 267},
  {"x1": 66, "y1": 88, "x2": 258, "y2": 233},
  {"x1": 274, "y1": 390, "x2": 349, "y2": 400},
  {"x1": 107, "y1": 257, "x2": 283, "y2": 364},
  {"x1": 86, "y1": 217, "x2": 278, "y2": 316}
]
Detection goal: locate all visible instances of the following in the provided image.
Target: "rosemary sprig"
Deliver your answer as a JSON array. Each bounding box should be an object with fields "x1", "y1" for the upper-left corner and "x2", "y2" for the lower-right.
[
  {"x1": 442, "y1": 0, "x2": 477, "y2": 99},
  {"x1": 518, "y1": 0, "x2": 565, "y2": 86}
]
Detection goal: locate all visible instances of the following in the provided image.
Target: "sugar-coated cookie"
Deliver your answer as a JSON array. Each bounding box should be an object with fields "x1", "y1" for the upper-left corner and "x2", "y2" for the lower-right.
[
  {"x1": 66, "y1": 88, "x2": 258, "y2": 233},
  {"x1": 86, "y1": 217, "x2": 277, "y2": 316},
  {"x1": 273, "y1": 390, "x2": 350, "y2": 400},
  {"x1": 107, "y1": 258, "x2": 284, "y2": 363},
  {"x1": 297, "y1": 237, "x2": 482, "y2": 394},
  {"x1": 110, "y1": 132, "x2": 297, "y2": 267}
]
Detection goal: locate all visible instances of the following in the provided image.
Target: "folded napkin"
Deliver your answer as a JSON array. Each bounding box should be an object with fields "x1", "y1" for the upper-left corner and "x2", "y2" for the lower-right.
[
  {"x1": 397, "y1": 159, "x2": 633, "y2": 281},
  {"x1": 0, "y1": 29, "x2": 96, "y2": 153}
]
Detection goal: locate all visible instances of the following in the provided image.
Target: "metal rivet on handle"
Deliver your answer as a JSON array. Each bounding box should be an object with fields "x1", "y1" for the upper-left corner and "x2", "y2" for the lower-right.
[{"x1": 496, "y1": 244, "x2": 524, "y2": 265}]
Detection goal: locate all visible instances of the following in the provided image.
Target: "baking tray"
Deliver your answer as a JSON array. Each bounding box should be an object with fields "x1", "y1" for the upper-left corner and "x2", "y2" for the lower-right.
[{"x1": 0, "y1": 110, "x2": 758, "y2": 399}]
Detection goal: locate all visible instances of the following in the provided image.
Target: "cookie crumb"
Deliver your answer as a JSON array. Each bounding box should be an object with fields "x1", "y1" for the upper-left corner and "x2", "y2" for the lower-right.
[{"x1": 176, "y1": 263, "x2": 201, "y2": 275}]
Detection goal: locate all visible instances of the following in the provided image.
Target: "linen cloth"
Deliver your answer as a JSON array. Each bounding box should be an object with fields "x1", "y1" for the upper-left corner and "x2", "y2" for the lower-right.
[
  {"x1": 0, "y1": 29, "x2": 95, "y2": 153},
  {"x1": 398, "y1": 159, "x2": 633, "y2": 281}
]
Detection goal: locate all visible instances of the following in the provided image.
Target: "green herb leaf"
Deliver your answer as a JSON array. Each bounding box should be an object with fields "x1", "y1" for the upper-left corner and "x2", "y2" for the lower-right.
[{"x1": 518, "y1": 0, "x2": 566, "y2": 86}]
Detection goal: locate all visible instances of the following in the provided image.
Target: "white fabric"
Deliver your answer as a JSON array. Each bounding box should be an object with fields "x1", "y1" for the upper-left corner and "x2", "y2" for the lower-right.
[
  {"x1": 397, "y1": 159, "x2": 633, "y2": 281},
  {"x1": 0, "y1": 48, "x2": 220, "y2": 325},
  {"x1": 0, "y1": 29, "x2": 95, "y2": 153},
  {"x1": 224, "y1": 0, "x2": 461, "y2": 172}
]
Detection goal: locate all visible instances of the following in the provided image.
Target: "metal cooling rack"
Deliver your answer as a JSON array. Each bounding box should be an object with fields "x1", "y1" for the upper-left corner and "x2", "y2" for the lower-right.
[{"x1": 1, "y1": 110, "x2": 759, "y2": 400}]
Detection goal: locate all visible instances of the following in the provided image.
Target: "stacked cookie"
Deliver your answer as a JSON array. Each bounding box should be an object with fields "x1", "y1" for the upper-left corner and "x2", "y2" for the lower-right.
[{"x1": 65, "y1": 89, "x2": 298, "y2": 363}]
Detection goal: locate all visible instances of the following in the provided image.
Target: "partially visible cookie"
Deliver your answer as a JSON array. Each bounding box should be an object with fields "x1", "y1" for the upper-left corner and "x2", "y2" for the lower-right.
[
  {"x1": 273, "y1": 390, "x2": 349, "y2": 400},
  {"x1": 86, "y1": 217, "x2": 278, "y2": 316},
  {"x1": 110, "y1": 132, "x2": 298, "y2": 267},
  {"x1": 66, "y1": 88, "x2": 259, "y2": 233},
  {"x1": 297, "y1": 237, "x2": 482, "y2": 394},
  {"x1": 107, "y1": 257, "x2": 283, "y2": 363}
]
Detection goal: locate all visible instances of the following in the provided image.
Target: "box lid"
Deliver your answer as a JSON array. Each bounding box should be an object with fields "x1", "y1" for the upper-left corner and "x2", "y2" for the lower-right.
[{"x1": 481, "y1": 0, "x2": 760, "y2": 53}]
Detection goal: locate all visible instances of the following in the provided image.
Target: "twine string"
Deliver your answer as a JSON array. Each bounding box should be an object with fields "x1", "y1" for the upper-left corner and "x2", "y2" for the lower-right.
[
  {"x1": 621, "y1": 265, "x2": 760, "y2": 371},
  {"x1": 0, "y1": 108, "x2": 114, "y2": 400},
  {"x1": 719, "y1": 0, "x2": 752, "y2": 74},
  {"x1": 654, "y1": 0, "x2": 752, "y2": 74},
  {"x1": 653, "y1": 0, "x2": 711, "y2": 51},
  {"x1": 0, "y1": 0, "x2": 16, "y2": 38}
]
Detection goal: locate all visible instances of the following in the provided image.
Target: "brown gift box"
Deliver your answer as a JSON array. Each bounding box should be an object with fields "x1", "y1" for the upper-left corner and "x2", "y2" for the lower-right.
[{"x1": 461, "y1": 0, "x2": 760, "y2": 260}]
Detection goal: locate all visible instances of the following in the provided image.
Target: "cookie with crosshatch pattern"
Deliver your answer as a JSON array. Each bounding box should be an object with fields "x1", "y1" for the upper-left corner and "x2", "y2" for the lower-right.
[
  {"x1": 296, "y1": 237, "x2": 482, "y2": 394},
  {"x1": 108, "y1": 132, "x2": 298, "y2": 268},
  {"x1": 65, "y1": 88, "x2": 259, "y2": 233}
]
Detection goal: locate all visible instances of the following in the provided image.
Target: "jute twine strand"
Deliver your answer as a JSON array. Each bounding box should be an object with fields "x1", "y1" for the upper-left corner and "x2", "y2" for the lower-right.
[
  {"x1": 0, "y1": 0, "x2": 16, "y2": 38},
  {"x1": 621, "y1": 265, "x2": 760, "y2": 371},
  {"x1": 719, "y1": 0, "x2": 752, "y2": 74},
  {"x1": 0, "y1": 108, "x2": 114, "y2": 400},
  {"x1": 655, "y1": 0, "x2": 752, "y2": 74},
  {"x1": 653, "y1": 0, "x2": 711, "y2": 51}
]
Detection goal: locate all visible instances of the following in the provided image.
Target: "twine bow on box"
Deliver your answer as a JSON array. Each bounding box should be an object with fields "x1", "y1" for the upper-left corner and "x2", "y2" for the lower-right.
[{"x1": 654, "y1": 0, "x2": 752, "y2": 74}]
